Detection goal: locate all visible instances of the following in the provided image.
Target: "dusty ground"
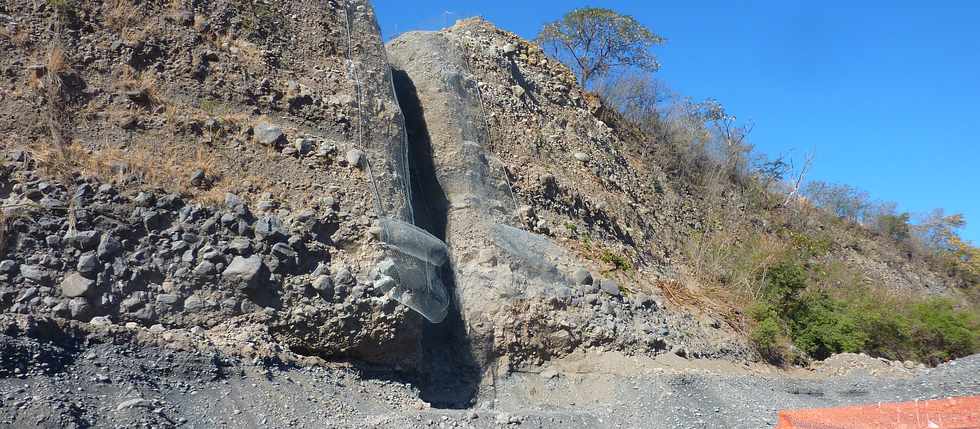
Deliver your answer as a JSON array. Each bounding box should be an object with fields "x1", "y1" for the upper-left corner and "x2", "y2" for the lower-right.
[{"x1": 1, "y1": 324, "x2": 977, "y2": 428}]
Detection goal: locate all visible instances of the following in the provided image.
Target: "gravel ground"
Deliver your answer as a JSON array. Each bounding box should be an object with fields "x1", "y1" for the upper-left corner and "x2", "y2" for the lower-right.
[
  {"x1": 491, "y1": 354, "x2": 980, "y2": 428},
  {"x1": 1, "y1": 332, "x2": 977, "y2": 428}
]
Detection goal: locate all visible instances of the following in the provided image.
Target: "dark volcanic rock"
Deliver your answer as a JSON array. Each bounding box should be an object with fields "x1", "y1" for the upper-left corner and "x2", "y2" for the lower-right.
[
  {"x1": 68, "y1": 230, "x2": 101, "y2": 251},
  {"x1": 97, "y1": 234, "x2": 123, "y2": 261},
  {"x1": 77, "y1": 253, "x2": 100, "y2": 274},
  {"x1": 61, "y1": 273, "x2": 94, "y2": 298},
  {"x1": 20, "y1": 265, "x2": 51, "y2": 284},
  {"x1": 222, "y1": 256, "x2": 266, "y2": 287},
  {"x1": 255, "y1": 216, "x2": 287, "y2": 242}
]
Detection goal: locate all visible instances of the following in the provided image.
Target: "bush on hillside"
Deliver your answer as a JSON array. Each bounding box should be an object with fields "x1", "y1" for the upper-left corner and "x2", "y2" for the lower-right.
[
  {"x1": 751, "y1": 268, "x2": 980, "y2": 366},
  {"x1": 760, "y1": 261, "x2": 807, "y2": 314},
  {"x1": 749, "y1": 309, "x2": 794, "y2": 364},
  {"x1": 786, "y1": 291, "x2": 866, "y2": 360},
  {"x1": 906, "y1": 298, "x2": 979, "y2": 365}
]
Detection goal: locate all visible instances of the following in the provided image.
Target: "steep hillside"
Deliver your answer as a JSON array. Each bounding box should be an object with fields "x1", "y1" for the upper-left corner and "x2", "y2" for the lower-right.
[
  {"x1": 387, "y1": 20, "x2": 747, "y2": 376},
  {"x1": 0, "y1": 0, "x2": 976, "y2": 424},
  {"x1": 0, "y1": 0, "x2": 434, "y2": 370}
]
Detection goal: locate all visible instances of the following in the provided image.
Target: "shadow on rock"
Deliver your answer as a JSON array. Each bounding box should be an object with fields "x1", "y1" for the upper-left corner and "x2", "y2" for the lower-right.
[{"x1": 393, "y1": 68, "x2": 482, "y2": 409}]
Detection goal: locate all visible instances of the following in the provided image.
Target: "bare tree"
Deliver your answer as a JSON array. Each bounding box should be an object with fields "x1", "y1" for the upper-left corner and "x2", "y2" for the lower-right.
[
  {"x1": 595, "y1": 72, "x2": 665, "y2": 127},
  {"x1": 780, "y1": 152, "x2": 814, "y2": 208}
]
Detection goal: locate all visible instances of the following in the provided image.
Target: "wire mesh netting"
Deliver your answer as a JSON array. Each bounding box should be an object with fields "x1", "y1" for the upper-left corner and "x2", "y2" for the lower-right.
[
  {"x1": 434, "y1": 37, "x2": 574, "y2": 299},
  {"x1": 344, "y1": 11, "x2": 581, "y2": 322},
  {"x1": 489, "y1": 224, "x2": 570, "y2": 287},
  {"x1": 345, "y1": 0, "x2": 413, "y2": 222},
  {"x1": 345, "y1": 0, "x2": 451, "y2": 323},
  {"x1": 437, "y1": 50, "x2": 519, "y2": 226},
  {"x1": 378, "y1": 218, "x2": 451, "y2": 323}
]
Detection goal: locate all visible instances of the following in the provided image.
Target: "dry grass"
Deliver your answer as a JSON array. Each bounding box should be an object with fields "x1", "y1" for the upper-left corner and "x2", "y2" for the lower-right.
[
  {"x1": 30, "y1": 141, "x2": 231, "y2": 206},
  {"x1": 657, "y1": 277, "x2": 747, "y2": 334},
  {"x1": 103, "y1": 0, "x2": 167, "y2": 43},
  {"x1": 41, "y1": 45, "x2": 73, "y2": 149},
  {"x1": 163, "y1": 96, "x2": 254, "y2": 142},
  {"x1": 105, "y1": 0, "x2": 140, "y2": 33},
  {"x1": 0, "y1": 25, "x2": 32, "y2": 47},
  {"x1": 218, "y1": 34, "x2": 267, "y2": 67},
  {"x1": 673, "y1": 215, "x2": 798, "y2": 335},
  {"x1": 112, "y1": 65, "x2": 163, "y2": 108},
  {"x1": 26, "y1": 66, "x2": 44, "y2": 90},
  {"x1": 26, "y1": 46, "x2": 68, "y2": 90},
  {"x1": 685, "y1": 220, "x2": 794, "y2": 297},
  {"x1": 46, "y1": 46, "x2": 68, "y2": 75}
]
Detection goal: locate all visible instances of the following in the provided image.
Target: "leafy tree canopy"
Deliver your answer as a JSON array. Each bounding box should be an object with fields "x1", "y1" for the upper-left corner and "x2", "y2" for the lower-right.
[{"x1": 537, "y1": 7, "x2": 665, "y2": 87}]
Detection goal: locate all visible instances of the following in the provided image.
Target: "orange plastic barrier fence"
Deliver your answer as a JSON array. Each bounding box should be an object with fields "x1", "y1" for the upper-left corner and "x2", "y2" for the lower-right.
[{"x1": 776, "y1": 395, "x2": 980, "y2": 429}]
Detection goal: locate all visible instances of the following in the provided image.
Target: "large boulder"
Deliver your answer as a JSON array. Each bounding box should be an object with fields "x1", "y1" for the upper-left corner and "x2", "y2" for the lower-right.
[
  {"x1": 97, "y1": 234, "x2": 123, "y2": 261},
  {"x1": 61, "y1": 272, "x2": 94, "y2": 298},
  {"x1": 222, "y1": 255, "x2": 266, "y2": 287},
  {"x1": 20, "y1": 265, "x2": 51, "y2": 284},
  {"x1": 253, "y1": 122, "x2": 285, "y2": 147},
  {"x1": 254, "y1": 216, "x2": 287, "y2": 242}
]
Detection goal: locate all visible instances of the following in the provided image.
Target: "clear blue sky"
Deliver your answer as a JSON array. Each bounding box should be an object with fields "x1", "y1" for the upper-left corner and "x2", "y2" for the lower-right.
[{"x1": 374, "y1": 1, "x2": 980, "y2": 244}]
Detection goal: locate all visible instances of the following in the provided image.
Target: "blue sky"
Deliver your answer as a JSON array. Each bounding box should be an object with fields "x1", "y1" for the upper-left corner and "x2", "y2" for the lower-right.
[{"x1": 374, "y1": 1, "x2": 980, "y2": 244}]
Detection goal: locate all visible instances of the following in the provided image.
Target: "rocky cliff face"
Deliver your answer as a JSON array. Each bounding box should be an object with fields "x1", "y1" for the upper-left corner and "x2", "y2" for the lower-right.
[
  {"x1": 0, "y1": 0, "x2": 432, "y2": 370},
  {"x1": 2, "y1": 0, "x2": 744, "y2": 367},
  {"x1": 3, "y1": 0, "x2": 959, "y2": 416},
  {"x1": 388, "y1": 20, "x2": 752, "y2": 378}
]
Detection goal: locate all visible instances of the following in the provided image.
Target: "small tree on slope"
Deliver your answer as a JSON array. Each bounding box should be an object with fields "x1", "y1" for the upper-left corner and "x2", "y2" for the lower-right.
[{"x1": 536, "y1": 7, "x2": 665, "y2": 87}]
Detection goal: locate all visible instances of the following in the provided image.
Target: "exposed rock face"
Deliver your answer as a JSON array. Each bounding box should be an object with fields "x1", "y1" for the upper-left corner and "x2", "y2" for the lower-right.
[
  {"x1": 0, "y1": 0, "x2": 427, "y2": 370},
  {"x1": 0, "y1": 0, "x2": 802, "y2": 405},
  {"x1": 385, "y1": 20, "x2": 762, "y2": 385}
]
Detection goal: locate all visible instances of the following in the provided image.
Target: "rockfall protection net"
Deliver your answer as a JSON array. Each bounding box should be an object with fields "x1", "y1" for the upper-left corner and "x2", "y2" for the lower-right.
[
  {"x1": 344, "y1": 0, "x2": 413, "y2": 221},
  {"x1": 437, "y1": 40, "x2": 519, "y2": 226},
  {"x1": 343, "y1": 9, "x2": 578, "y2": 321},
  {"x1": 490, "y1": 224, "x2": 570, "y2": 288},
  {"x1": 435, "y1": 36, "x2": 573, "y2": 298},
  {"x1": 378, "y1": 218, "x2": 451, "y2": 323},
  {"x1": 344, "y1": 0, "x2": 450, "y2": 322}
]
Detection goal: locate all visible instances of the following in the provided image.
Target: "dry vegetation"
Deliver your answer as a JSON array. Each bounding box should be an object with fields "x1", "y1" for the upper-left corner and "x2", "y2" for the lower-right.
[
  {"x1": 29, "y1": 142, "x2": 231, "y2": 206},
  {"x1": 102, "y1": 0, "x2": 169, "y2": 44},
  {"x1": 0, "y1": 23, "x2": 32, "y2": 47},
  {"x1": 112, "y1": 65, "x2": 164, "y2": 109},
  {"x1": 104, "y1": 0, "x2": 140, "y2": 33},
  {"x1": 546, "y1": 6, "x2": 980, "y2": 364}
]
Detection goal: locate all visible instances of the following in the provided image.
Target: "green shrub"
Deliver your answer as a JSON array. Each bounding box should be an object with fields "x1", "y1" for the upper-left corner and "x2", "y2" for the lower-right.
[
  {"x1": 876, "y1": 213, "x2": 912, "y2": 242},
  {"x1": 600, "y1": 250, "x2": 633, "y2": 271},
  {"x1": 751, "y1": 314, "x2": 791, "y2": 364},
  {"x1": 755, "y1": 278, "x2": 980, "y2": 365},
  {"x1": 906, "y1": 298, "x2": 979, "y2": 365},
  {"x1": 760, "y1": 261, "x2": 807, "y2": 313},
  {"x1": 842, "y1": 289, "x2": 978, "y2": 364},
  {"x1": 750, "y1": 259, "x2": 979, "y2": 365},
  {"x1": 785, "y1": 230, "x2": 833, "y2": 258},
  {"x1": 846, "y1": 292, "x2": 912, "y2": 361},
  {"x1": 786, "y1": 291, "x2": 866, "y2": 360}
]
